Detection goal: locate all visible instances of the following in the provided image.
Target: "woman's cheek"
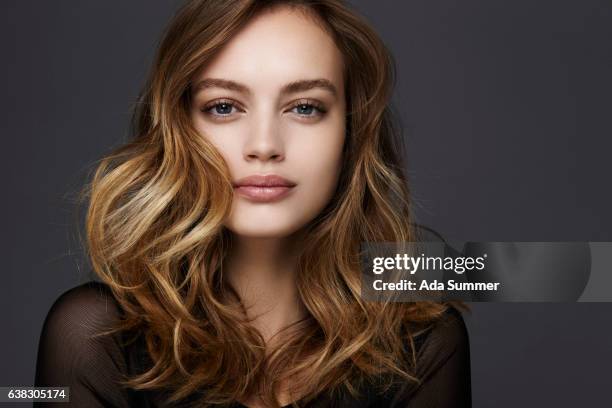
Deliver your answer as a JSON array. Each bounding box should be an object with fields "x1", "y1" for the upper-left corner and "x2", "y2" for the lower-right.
[{"x1": 295, "y1": 136, "x2": 344, "y2": 204}]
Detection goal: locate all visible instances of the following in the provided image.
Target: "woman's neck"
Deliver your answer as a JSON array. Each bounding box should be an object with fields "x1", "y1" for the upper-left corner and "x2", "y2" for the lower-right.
[{"x1": 225, "y1": 233, "x2": 308, "y2": 347}]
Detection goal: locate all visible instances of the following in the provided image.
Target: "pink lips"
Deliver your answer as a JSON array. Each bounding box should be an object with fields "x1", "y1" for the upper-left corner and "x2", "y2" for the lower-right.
[{"x1": 233, "y1": 174, "x2": 297, "y2": 203}]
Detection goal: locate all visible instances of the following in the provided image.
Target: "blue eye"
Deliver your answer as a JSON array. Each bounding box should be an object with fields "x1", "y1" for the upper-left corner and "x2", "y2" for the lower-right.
[
  {"x1": 290, "y1": 101, "x2": 326, "y2": 118},
  {"x1": 202, "y1": 99, "x2": 242, "y2": 118},
  {"x1": 205, "y1": 101, "x2": 236, "y2": 116},
  {"x1": 213, "y1": 102, "x2": 233, "y2": 115},
  {"x1": 294, "y1": 104, "x2": 315, "y2": 115},
  {"x1": 200, "y1": 99, "x2": 326, "y2": 121}
]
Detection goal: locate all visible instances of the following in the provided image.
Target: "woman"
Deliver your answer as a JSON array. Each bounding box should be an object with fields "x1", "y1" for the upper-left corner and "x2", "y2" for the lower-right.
[{"x1": 35, "y1": 0, "x2": 471, "y2": 407}]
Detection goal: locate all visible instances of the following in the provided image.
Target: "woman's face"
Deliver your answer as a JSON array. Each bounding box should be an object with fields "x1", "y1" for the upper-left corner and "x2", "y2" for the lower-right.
[{"x1": 191, "y1": 7, "x2": 346, "y2": 238}]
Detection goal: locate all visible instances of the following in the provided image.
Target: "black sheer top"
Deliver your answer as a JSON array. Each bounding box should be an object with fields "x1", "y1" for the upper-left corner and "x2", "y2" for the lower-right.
[{"x1": 34, "y1": 281, "x2": 471, "y2": 407}]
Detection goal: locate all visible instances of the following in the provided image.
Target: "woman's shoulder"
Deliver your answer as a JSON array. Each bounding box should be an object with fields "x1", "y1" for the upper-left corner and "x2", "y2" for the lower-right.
[
  {"x1": 415, "y1": 306, "x2": 468, "y2": 349},
  {"x1": 411, "y1": 306, "x2": 470, "y2": 378},
  {"x1": 41, "y1": 280, "x2": 122, "y2": 332},
  {"x1": 428, "y1": 306, "x2": 469, "y2": 342},
  {"x1": 48, "y1": 280, "x2": 117, "y2": 306},
  {"x1": 36, "y1": 280, "x2": 127, "y2": 369},
  {"x1": 35, "y1": 281, "x2": 143, "y2": 406},
  {"x1": 381, "y1": 307, "x2": 471, "y2": 406}
]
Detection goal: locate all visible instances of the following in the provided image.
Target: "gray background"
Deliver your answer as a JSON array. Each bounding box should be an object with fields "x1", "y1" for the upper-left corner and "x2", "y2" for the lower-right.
[{"x1": 2, "y1": 0, "x2": 611, "y2": 406}]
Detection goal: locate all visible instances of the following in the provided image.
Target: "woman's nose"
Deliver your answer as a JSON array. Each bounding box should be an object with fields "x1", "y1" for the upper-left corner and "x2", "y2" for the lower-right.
[{"x1": 243, "y1": 111, "x2": 285, "y2": 163}]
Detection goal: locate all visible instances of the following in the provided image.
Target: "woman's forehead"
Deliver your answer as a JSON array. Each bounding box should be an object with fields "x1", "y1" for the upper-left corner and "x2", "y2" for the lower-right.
[{"x1": 194, "y1": 6, "x2": 344, "y2": 96}]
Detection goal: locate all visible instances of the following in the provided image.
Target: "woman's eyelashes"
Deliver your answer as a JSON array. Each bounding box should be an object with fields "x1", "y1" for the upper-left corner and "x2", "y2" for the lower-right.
[
  {"x1": 288, "y1": 99, "x2": 328, "y2": 120},
  {"x1": 201, "y1": 98, "x2": 244, "y2": 120},
  {"x1": 199, "y1": 98, "x2": 328, "y2": 121}
]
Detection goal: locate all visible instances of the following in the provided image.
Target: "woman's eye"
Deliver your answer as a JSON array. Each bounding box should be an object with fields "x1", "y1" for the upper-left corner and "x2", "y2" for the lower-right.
[
  {"x1": 294, "y1": 104, "x2": 315, "y2": 115},
  {"x1": 200, "y1": 100, "x2": 326, "y2": 120},
  {"x1": 290, "y1": 102, "x2": 326, "y2": 118},
  {"x1": 202, "y1": 100, "x2": 241, "y2": 118}
]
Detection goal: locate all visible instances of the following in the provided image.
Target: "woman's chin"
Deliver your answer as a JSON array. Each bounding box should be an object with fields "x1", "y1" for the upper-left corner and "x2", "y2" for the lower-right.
[
  {"x1": 224, "y1": 204, "x2": 316, "y2": 239},
  {"x1": 224, "y1": 220, "x2": 302, "y2": 239}
]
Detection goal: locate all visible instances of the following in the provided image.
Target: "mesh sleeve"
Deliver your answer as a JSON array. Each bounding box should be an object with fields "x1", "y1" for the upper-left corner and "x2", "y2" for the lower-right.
[
  {"x1": 34, "y1": 282, "x2": 134, "y2": 408},
  {"x1": 391, "y1": 307, "x2": 472, "y2": 408}
]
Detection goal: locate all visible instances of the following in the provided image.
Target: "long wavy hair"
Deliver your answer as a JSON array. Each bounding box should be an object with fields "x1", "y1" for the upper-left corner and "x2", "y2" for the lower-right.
[{"x1": 83, "y1": 0, "x2": 461, "y2": 407}]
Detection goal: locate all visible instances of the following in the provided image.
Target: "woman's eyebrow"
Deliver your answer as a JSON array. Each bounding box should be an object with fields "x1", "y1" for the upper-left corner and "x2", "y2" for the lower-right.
[
  {"x1": 193, "y1": 78, "x2": 250, "y2": 95},
  {"x1": 282, "y1": 79, "x2": 338, "y2": 97},
  {"x1": 192, "y1": 78, "x2": 338, "y2": 97}
]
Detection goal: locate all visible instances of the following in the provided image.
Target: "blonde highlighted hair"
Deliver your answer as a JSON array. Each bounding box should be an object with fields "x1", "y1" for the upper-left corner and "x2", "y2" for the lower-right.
[{"x1": 83, "y1": 0, "x2": 460, "y2": 406}]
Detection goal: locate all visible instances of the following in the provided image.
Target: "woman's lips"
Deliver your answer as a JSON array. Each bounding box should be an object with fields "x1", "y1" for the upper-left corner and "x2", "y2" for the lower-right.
[
  {"x1": 233, "y1": 174, "x2": 296, "y2": 203},
  {"x1": 234, "y1": 186, "x2": 293, "y2": 202}
]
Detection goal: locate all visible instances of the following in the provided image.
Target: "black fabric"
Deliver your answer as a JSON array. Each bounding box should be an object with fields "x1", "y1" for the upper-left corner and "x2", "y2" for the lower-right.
[{"x1": 34, "y1": 281, "x2": 471, "y2": 407}]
